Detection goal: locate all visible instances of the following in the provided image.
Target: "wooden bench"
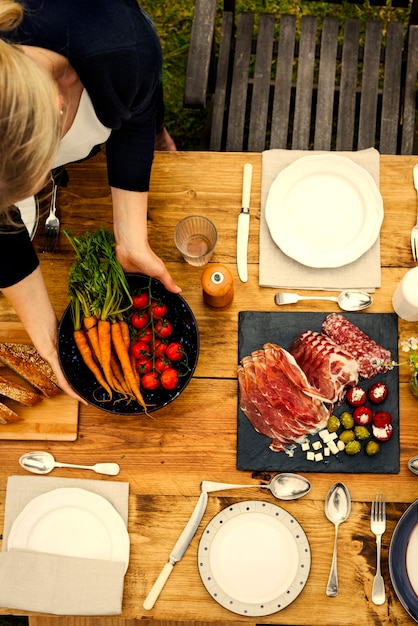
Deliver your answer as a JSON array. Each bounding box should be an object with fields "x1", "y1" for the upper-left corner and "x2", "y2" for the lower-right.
[{"x1": 184, "y1": 0, "x2": 418, "y2": 153}]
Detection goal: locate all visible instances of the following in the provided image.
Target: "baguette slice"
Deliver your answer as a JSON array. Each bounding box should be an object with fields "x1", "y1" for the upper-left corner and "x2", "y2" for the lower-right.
[
  {"x1": 0, "y1": 374, "x2": 42, "y2": 406},
  {"x1": 0, "y1": 343, "x2": 60, "y2": 397},
  {"x1": 0, "y1": 401, "x2": 23, "y2": 424}
]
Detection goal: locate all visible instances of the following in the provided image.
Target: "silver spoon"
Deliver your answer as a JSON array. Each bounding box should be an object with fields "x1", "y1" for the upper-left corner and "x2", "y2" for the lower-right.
[
  {"x1": 201, "y1": 473, "x2": 311, "y2": 501},
  {"x1": 274, "y1": 289, "x2": 373, "y2": 312},
  {"x1": 19, "y1": 451, "x2": 120, "y2": 476},
  {"x1": 325, "y1": 482, "x2": 351, "y2": 597},
  {"x1": 407, "y1": 455, "x2": 418, "y2": 475}
]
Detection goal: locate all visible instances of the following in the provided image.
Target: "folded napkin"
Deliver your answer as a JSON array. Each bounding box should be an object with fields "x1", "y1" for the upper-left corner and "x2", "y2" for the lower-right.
[
  {"x1": 0, "y1": 475, "x2": 129, "y2": 615},
  {"x1": 259, "y1": 147, "x2": 382, "y2": 290}
]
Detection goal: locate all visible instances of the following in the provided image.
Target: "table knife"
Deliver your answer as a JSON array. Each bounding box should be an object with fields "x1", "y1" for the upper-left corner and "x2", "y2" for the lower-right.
[
  {"x1": 237, "y1": 163, "x2": 253, "y2": 282},
  {"x1": 143, "y1": 490, "x2": 208, "y2": 610}
]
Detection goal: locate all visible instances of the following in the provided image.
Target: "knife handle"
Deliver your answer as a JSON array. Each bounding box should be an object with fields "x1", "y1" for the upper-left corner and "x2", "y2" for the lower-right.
[
  {"x1": 143, "y1": 561, "x2": 174, "y2": 610},
  {"x1": 242, "y1": 163, "x2": 253, "y2": 210}
]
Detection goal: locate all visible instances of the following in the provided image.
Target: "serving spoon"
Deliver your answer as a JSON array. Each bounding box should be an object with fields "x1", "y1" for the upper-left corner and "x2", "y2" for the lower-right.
[
  {"x1": 19, "y1": 451, "x2": 120, "y2": 476},
  {"x1": 274, "y1": 289, "x2": 373, "y2": 312},
  {"x1": 201, "y1": 473, "x2": 311, "y2": 501},
  {"x1": 325, "y1": 482, "x2": 351, "y2": 597}
]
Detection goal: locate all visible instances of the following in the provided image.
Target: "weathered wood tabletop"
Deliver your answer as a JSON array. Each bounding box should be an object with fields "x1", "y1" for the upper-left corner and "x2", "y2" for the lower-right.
[{"x1": 1, "y1": 151, "x2": 418, "y2": 625}]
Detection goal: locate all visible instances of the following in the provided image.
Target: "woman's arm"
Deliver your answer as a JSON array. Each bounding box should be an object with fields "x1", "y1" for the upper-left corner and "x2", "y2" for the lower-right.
[
  {"x1": 111, "y1": 186, "x2": 181, "y2": 293},
  {"x1": 1, "y1": 266, "x2": 86, "y2": 403}
]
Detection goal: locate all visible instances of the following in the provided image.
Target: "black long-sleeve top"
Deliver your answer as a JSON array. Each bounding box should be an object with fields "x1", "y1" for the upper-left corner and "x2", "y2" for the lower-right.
[{"x1": 0, "y1": 0, "x2": 163, "y2": 288}]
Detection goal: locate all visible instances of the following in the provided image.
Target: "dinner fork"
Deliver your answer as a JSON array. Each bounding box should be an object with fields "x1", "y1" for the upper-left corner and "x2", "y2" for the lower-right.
[
  {"x1": 371, "y1": 494, "x2": 386, "y2": 605},
  {"x1": 411, "y1": 164, "x2": 418, "y2": 261},
  {"x1": 43, "y1": 179, "x2": 59, "y2": 253}
]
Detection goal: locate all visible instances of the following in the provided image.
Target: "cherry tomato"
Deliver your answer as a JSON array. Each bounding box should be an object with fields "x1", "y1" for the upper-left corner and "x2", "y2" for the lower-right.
[
  {"x1": 130, "y1": 340, "x2": 151, "y2": 359},
  {"x1": 153, "y1": 338, "x2": 168, "y2": 356},
  {"x1": 155, "y1": 356, "x2": 171, "y2": 373},
  {"x1": 137, "y1": 327, "x2": 153, "y2": 344},
  {"x1": 132, "y1": 292, "x2": 149, "y2": 309},
  {"x1": 160, "y1": 367, "x2": 179, "y2": 390},
  {"x1": 155, "y1": 318, "x2": 173, "y2": 338},
  {"x1": 131, "y1": 310, "x2": 150, "y2": 330},
  {"x1": 136, "y1": 357, "x2": 153, "y2": 374},
  {"x1": 353, "y1": 406, "x2": 373, "y2": 426},
  {"x1": 141, "y1": 371, "x2": 160, "y2": 390},
  {"x1": 368, "y1": 382, "x2": 388, "y2": 404},
  {"x1": 151, "y1": 300, "x2": 167, "y2": 319},
  {"x1": 166, "y1": 341, "x2": 185, "y2": 362},
  {"x1": 346, "y1": 386, "x2": 367, "y2": 407}
]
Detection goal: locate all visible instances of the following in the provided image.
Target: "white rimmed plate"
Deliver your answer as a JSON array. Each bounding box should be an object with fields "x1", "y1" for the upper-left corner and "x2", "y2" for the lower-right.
[
  {"x1": 389, "y1": 499, "x2": 418, "y2": 622},
  {"x1": 265, "y1": 154, "x2": 384, "y2": 268},
  {"x1": 7, "y1": 487, "x2": 130, "y2": 572},
  {"x1": 198, "y1": 500, "x2": 310, "y2": 616},
  {"x1": 16, "y1": 196, "x2": 39, "y2": 240}
]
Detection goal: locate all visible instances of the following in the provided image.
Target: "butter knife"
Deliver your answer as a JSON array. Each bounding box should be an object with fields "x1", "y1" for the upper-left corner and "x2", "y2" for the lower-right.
[
  {"x1": 237, "y1": 163, "x2": 253, "y2": 282},
  {"x1": 143, "y1": 490, "x2": 208, "y2": 610}
]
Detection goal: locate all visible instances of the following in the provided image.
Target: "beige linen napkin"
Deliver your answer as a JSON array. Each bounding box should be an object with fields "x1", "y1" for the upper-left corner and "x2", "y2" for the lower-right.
[
  {"x1": 0, "y1": 475, "x2": 129, "y2": 615},
  {"x1": 259, "y1": 148, "x2": 382, "y2": 290}
]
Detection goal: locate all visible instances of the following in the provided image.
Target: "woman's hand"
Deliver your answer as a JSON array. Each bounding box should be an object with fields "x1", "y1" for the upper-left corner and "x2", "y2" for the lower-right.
[{"x1": 111, "y1": 186, "x2": 181, "y2": 294}]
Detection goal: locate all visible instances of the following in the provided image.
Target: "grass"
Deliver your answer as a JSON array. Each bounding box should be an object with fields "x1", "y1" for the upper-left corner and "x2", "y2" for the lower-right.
[{"x1": 140, "y1": 0, "x2": 411, "y2": 149}]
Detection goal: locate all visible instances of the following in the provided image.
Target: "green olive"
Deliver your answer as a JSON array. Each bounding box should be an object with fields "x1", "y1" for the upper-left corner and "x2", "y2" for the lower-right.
[
  {"x1": 339, "y1": 429, "x2": 355, "y2": 443},
  {"x1": 345, "y1": 440, "x2": 361, "y2": 455},
  {"x1": 327, "y1": 415, "x2": 341, "y2": 433},
  {"x1": 340, "y1": 411, "x2": 354, "y2": 429},
  {"x1": 365, "y1": 440, "x2": 380, "y2": 456},
  {"x1": 354, "y1": 425, "x2": 370, "y2": 441}
]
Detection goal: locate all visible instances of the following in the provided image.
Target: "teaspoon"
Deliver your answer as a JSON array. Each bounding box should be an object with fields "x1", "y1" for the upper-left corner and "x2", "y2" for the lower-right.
[
  {"x1": 407, "y1": 455, "x2": 418, "y2": 475},
  {"x1": 201, "y1": 473, "x2": 311, "y2": 501},
  {"x1": 274, "y1": 289, "x2": 373, "y2": 312},
  {"x1": 19, "y1": 451, "x2": 120, "y2": 476}
]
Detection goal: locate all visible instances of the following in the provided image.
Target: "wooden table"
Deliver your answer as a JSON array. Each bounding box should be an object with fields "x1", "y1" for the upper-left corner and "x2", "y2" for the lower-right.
[{"x1": 1, "y1": 151, "x2": 418, "y2": 625}]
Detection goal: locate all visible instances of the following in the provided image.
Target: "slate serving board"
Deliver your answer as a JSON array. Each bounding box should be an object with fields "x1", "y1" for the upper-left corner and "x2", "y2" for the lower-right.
[{"x1": 237, "y1": 312, "x2": 399, "y2": 474}]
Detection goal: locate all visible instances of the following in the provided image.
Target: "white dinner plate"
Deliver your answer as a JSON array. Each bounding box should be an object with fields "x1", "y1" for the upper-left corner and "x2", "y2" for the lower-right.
[
  {"x1": 389, "y1": 499, "x2": 418, "y2": 622},
  {"x1": 16, "y1": 195, "x2": 39, "y2": 240},
  {"x1": 198, "y1": 500, "x2": 310, "y2": 617},
  {"x1": 265, "y1": 154, "x2": 384, "y2": 268},
  {"x1": 7, "y1": 488, "x2": 130, "y2": 572}
]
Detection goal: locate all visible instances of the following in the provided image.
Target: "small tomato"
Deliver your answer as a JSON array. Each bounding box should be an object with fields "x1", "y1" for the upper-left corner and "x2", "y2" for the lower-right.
[
  {"x1": 141, "y1": 371, "x2": 160, "y2": 390},
  {"x1": 155, "y1": 356, "x2": 171, "y2": 373},
  {"x1": 131, "y1": 310, "x2": 150, "y2": 330},
  {"x1": 130, "y1": 340, "x2": 151, "y2": 359},
  {"x1": 155, "y1": 318, "x2": 173, "y2": 338},
  {"x1": 166, "y1": 341, "x2": 185, "y2": 362},
  {"x1": 160, "y1": 367, "x2": 179, "y2": 390},
  {"x1": 151, "y1": 300, "x2": 167, "y2": 319},
  {"x1": 137, "y1": 327, "x2": 153, "y2": 344},
  {"x1": 132, "y1": 292, "x2": 149, "y2": 309},
  {"x1": 153, "y1": 338, "x2": 168, "y2": 356},
  {"x1": 136, "y1": 356, "x2": 153, "y2": 374}
]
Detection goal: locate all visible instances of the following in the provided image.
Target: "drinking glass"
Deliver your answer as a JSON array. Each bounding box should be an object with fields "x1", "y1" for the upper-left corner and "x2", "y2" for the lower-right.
[{"x1": 174, "y1": 215, "x2": 217, "y2": 266}]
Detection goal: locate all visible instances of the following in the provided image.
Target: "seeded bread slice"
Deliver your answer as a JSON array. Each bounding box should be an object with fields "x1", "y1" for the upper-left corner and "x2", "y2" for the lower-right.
[
  {"x1": 0, "y1": 343, "x2": 60, "y2": 397},
  {"x1": 0, "y1": 374, "x2": 42, "y2": 406},
  {"x1": 0, "y1": 401, "x2": 23, "y2": 424}
]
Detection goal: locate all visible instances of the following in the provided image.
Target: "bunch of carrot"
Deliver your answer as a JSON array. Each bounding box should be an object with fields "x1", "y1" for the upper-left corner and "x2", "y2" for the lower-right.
[{"x1": 64, "y1": 227, "x2": 147, "y2": 411}]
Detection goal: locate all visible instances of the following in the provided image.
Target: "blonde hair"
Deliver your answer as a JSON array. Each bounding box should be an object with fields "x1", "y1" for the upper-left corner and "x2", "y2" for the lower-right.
[{"x1": 0, "y1": 1, "x2": 61, "y2": 211}]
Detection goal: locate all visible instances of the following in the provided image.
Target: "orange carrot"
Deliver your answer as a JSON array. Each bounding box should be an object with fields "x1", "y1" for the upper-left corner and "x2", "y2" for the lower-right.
[
  {"x1": 110, "y1": 352, "x2": 131, "y2": 396},
  {"x1": 73, "y1": 329, "x2": 112, "y2": 398},
  {"x1": 98, "y1": 319, "x2": 116, "y2": 391},
  {"x1": 83, "y1": 315, "x2": 101, "y2": 364},
  {"x1": 111, "y1": 321, "x2": 147, "y2": 411},
  {"x1": 120, "y1": 320, "x2": 131, "y2": 349}
]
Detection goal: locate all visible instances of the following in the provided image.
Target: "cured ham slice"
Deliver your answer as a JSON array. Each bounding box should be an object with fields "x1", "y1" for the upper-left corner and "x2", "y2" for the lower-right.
[
  {"x1": 238, "y1": 344, "x2": 331, "y2": 452},
  {"x1": 322, "y1": 313, "x2": 392, "y2": 379},
  {"x1": 289, "y1": 330, "x2": 359, "y2": 403}
]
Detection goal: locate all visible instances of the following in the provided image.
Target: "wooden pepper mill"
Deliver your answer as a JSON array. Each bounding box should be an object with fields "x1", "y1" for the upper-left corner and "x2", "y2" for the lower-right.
[{"x1": 201, "y1": 264, "x2": 234, "y2": 309}]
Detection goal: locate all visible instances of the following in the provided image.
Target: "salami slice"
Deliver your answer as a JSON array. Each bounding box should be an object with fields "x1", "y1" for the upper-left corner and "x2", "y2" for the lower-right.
[{"x1": 322, "y1": 313, "x2": 392, "y2": 379}]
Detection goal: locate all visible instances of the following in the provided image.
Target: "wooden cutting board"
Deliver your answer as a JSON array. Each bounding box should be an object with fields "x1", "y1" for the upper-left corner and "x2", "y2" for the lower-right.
[{"x1": 0, "y1": 324, "x2": 78, "y2": 441}]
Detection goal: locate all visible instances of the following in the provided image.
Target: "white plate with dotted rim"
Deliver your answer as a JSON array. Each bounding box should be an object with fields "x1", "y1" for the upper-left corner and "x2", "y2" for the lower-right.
[{"x1": 198, "y1": 500, "x2": 310, "y2": 616}]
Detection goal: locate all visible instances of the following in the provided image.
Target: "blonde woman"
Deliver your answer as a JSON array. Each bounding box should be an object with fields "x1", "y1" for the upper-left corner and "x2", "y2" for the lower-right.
[{"x1": 0, "y1": 0, "x2": 179, "y2": 401}]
